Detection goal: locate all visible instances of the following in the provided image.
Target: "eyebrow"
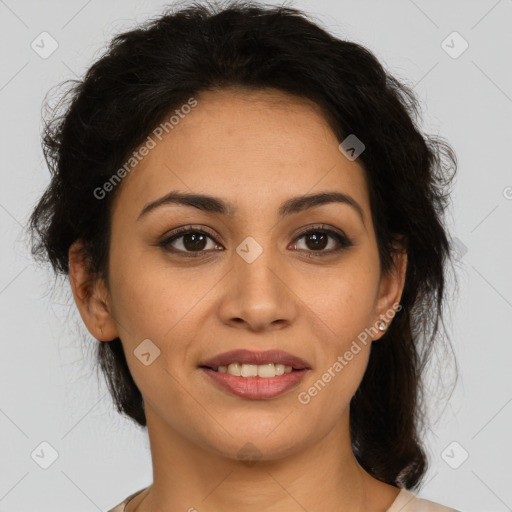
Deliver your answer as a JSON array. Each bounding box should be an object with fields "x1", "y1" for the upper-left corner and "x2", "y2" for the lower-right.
[{"x1": 137, "y1": 190, "x2": 366, "y2": 227}]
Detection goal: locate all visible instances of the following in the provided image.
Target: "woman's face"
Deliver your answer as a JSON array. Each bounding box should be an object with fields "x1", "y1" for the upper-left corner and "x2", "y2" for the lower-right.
[{"x1": 72, "y1": 87, "x2": 406, "y2": 461}]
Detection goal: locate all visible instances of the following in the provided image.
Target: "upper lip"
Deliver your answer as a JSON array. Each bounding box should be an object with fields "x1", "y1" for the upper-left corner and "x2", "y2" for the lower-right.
[{"x1": 199, "y1": 349, "x2": 311, "y2": 370}]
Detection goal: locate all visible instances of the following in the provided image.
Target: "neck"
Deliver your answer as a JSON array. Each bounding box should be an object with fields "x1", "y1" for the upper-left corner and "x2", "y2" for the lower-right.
[{"x1": 129, "y1": 404, "x2": 379, "y2": 512}]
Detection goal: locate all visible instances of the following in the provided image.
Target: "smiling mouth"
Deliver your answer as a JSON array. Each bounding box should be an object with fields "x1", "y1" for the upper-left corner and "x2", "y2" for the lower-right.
[{"x1": 200, "y1": 363, "x2": 299, "y2": 378}]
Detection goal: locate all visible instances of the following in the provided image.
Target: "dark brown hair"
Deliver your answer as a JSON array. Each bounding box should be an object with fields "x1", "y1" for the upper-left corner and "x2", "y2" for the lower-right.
[{"x1": 27, "y1": 0, "x2": 459, "y2": 490}]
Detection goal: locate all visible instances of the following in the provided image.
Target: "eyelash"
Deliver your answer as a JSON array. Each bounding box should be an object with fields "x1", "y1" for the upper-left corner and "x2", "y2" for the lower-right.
[{"x1": 157, "y1": 224, "x2": 354, "y2": 258}]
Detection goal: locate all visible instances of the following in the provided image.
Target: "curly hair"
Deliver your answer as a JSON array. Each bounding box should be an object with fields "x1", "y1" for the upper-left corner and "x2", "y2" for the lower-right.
[{"x1": 27, "y1": 0, "x2": 459, "y2": 491}]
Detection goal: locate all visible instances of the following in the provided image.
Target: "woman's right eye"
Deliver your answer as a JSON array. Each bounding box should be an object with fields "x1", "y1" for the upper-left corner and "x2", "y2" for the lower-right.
[{"x1": 158, "y1": 228, "x2": 222, "y2": 257}]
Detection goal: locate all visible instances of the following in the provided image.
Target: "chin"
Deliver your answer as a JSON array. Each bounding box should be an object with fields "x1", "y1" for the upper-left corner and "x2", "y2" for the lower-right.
[{"x1": 201, "y1": 425, "x2": 310, "y2": 463}]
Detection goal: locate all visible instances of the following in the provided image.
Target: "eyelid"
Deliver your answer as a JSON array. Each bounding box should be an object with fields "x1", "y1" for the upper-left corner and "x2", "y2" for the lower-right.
[
  {"x1": 159, "y1": 224, "x2": 220, "y2": 242},
  {"x1": 157, "y1": 223, "x2": 354, "y2": 256},
  {"x1": 293, "y1": 223, "x2": 348, "y2": 241}
]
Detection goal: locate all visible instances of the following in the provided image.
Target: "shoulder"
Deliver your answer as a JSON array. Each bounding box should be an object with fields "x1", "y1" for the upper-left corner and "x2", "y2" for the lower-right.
[
  {"x1": 107, "y1": 487, "x2": 148, "y2": 512},
  {"x1": 106, "y1": 497, "x2": 129, "y2": 512},
  {"x1": 388, "y1": 488, "x2": 461, "y2": 512}
]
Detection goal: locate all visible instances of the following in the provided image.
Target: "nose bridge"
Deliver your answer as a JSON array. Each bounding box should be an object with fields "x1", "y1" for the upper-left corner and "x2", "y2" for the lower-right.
[
  {"x1": 238, "y1": 246, "x2": 279, "y2": 292},
  {"x1": 217, "y1": 232, "x2": 298, "y2": 330},
  {"x1": 235, "y1": 233, "x2": 285, "y2": 300}
]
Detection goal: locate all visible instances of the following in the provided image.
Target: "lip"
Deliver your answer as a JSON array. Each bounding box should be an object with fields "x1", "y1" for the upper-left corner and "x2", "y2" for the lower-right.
[
  {"x1": 198, "y1": 349, "x2": 311, "y2": 370},
  {"x1": 200, "y1": 367, "x2": 310, "y2": 399},
  {"x1": 198, "y1": 349, "x2": 311, "y2": 400}
]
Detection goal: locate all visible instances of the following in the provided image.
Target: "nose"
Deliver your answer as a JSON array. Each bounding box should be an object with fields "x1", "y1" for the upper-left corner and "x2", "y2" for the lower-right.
[{"x1": 216, "y1": 248, "x2": 299, "y2": 332}]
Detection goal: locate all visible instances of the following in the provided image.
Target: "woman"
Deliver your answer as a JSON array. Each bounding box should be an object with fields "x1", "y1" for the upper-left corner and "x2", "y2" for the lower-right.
[{"x1": 28, "y1": 1, "x2": 461, "y2": 510}]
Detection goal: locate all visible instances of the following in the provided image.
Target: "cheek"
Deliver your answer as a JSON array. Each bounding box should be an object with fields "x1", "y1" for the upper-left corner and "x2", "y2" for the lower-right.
[
  {"x1": 107, "y1": 263, "x2": 199, "y2": 413},
  {"x1": 296, "y1": 280, "x2": 376, "y2": 420},
  {"x1": 287, "y1": 260, "x2": 378, "y2": 406},
  {"x1": 108, "y1": 243, "x2": 204, "y2": 339},
  {"x1": 106, "y1": 251, "x2": 219, "y2": 399},
  {"x1": 306, "y1": 262, "x2": 379, "y2": 349}
]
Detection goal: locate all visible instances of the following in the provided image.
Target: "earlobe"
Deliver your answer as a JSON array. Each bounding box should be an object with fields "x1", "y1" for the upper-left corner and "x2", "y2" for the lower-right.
[
  {"x1": 68, "y1": 240, "x2": 119, "y2": 342},
  {"x1": 373, "y1": 242, "x2": 408, "y2": 339}
]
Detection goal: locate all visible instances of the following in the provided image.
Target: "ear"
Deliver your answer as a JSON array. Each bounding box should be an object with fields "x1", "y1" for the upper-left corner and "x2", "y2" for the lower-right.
[
  {"x1": 372, "y1": 236, "x2": 407, "y2": 341},
  {"x1": 68, "y1": 240, "x2": 119, "y2": 342}
]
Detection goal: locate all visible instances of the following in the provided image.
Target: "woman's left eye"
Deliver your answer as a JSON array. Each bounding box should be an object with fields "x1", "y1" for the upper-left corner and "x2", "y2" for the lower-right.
[
  {"x1": 157, "y1": 226, "x2": 354, "y2": 257},
  {"x1": 291, "y1": 227, "x2": 354, "y2": 255}
]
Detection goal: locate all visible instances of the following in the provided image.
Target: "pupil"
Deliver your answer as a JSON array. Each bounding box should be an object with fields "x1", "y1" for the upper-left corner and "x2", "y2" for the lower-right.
[
  {"x1": 184, "y1": 233, "x2": 207, "y2": 251},
  {"x1": 307, "y1": 232, "x2": 327, "y2": 250}
]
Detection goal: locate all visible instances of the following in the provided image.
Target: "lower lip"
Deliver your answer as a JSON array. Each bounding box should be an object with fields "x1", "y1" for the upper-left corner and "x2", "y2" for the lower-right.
[{"x1": 199, "y1": 368, "x2": 309, "y2": 399}]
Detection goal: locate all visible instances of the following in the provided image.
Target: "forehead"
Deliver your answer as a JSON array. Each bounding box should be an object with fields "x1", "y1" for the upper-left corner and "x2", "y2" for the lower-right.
[{"x1": 111, "y1": 87, "x2": 370, "y2": 222}]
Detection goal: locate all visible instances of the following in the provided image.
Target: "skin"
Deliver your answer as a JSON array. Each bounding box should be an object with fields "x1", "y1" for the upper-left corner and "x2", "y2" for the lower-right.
[{"x1": 69, "y1": 87, "x2": 407, "y2": 512}]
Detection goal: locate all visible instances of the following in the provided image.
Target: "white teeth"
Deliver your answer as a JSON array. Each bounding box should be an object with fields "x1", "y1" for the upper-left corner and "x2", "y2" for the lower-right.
[
  {"x1": 258, "y1": 363, "x2": 276, "y2": 378},
  {"x1": 227, "y1": 363, "x2": 241, "y2": 376},
  {"x1": 215, "y1": 363, "x2": 294, "y2": 378},
  {"x1": 275, "y1": 364, "x2": 285, "y2": 376},
  {"x1": 241, "y1": 364, "x2": 258, "y2": 377}
]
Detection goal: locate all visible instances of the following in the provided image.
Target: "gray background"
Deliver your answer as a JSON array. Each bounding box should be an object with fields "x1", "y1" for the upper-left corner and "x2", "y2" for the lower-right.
[{"x1": 0, "y1": 0, "x2": 511, "y2": 511}]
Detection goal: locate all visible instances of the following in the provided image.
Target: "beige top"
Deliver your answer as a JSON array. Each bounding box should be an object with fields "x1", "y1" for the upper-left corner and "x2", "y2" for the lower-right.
[{"x1": 107, "y1": 487, "x2": 460, "y2": 511}]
